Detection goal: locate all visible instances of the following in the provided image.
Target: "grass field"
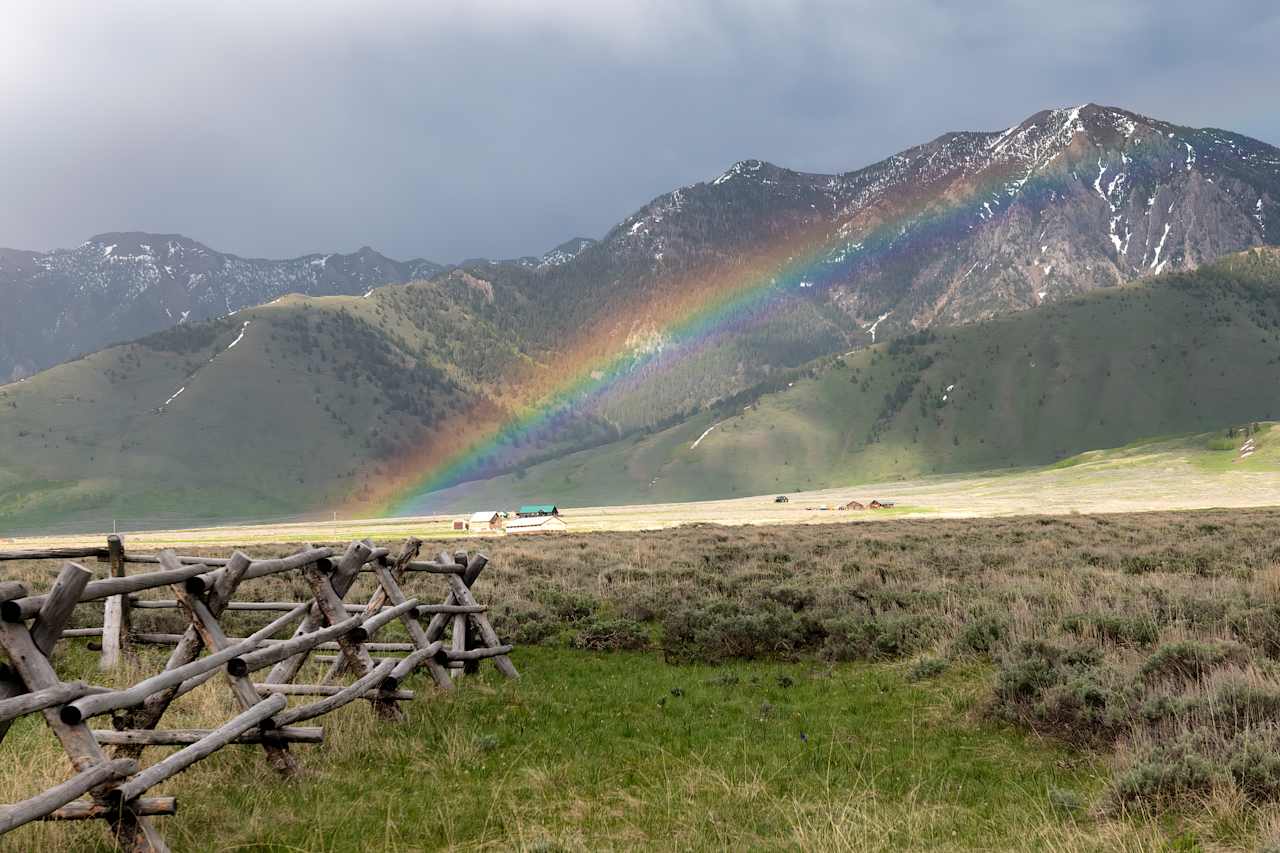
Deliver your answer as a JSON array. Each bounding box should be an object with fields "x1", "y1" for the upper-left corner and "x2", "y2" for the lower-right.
[
  {"x1": 8, "y1": 509, "x2": 1280, "y2": 849},
  {"x1": 4, "y1": 424, "x2": 1278, "y2": 550}
]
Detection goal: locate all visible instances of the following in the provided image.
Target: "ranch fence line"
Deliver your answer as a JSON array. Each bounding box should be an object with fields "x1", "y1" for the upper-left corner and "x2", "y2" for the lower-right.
[{"x1": 0, "y1": 536, "x2": 517, "y2": 852}]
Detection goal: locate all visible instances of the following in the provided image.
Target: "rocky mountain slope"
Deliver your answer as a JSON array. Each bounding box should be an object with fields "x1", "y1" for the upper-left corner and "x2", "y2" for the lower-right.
[
  {"x1": 419, "y1": 104, "x2": 1278, "y2": 442},
  {"x1": 0, "y1": 233, "x2": 446, "y2": 381},
  {"x1": 411, "y1": 248, "x2": 1280, "y2": 512}
]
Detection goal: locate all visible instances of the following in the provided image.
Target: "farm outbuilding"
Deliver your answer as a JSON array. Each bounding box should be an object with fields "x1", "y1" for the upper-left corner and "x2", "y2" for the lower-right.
[
  {"x1": 869, "y1": 500, "x2": 896, "y2": 509},
  {"x1": 505, "y1": 515, "x2": 568, "y2": 534},
  {"x1": 469, "y1": 511, "x2": 504, "y2": 531},
  {"x1": 516, "y1": 504, "x2": 560, "y2": 518},
  {"x1": 452, "y1": 519, "x2": 467, "y2": 530},
  {"x1": 840, "y1": 501, "x2": 865, "y2": 510}
]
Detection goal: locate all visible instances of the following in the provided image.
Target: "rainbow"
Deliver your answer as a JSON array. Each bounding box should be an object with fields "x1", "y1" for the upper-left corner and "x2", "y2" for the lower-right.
[{"x1": 361, "y1": 152, "x2": 1095, "y2": 516}]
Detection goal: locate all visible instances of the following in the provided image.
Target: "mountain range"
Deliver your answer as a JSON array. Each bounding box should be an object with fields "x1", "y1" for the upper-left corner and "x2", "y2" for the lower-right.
[{"x1": 0, "y1": 103, "x2": 1277, "y2": 529}]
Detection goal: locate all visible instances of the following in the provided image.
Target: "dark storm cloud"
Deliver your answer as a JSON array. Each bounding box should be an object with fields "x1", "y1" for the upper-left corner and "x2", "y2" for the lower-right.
[{"x1": 3, "y1": 1, "x2": 1277, "y2": 262}]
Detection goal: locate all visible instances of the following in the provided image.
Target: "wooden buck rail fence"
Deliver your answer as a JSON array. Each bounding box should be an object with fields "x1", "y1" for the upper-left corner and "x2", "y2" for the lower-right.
[{"x1": 0, "y1": 536, "x2": 517, "y2": 851}]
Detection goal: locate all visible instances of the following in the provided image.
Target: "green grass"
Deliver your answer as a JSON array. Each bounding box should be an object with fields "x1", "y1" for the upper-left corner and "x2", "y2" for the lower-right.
[
  {"x1": 416, "y1": 251, "x2": 1280, "y2": 512},
  {"x1": 3, "y1": 647, "x2": 1140, "y2": 852}
]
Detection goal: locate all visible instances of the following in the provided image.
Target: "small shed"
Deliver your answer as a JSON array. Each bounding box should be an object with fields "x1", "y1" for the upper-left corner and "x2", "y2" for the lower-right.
[
  {"x1": 452, "y1": 519, "x2": 467, "y2": 531},
  {"x1": 469, "y1": 511, "x2": 503, "y2": 531},
  {"x1": 505, "y1": 515, "x2": 568, "y2": 535},
  {"x1": 841, "y1": 501, "x2": 865, "y2": 511},
  {"x1": 516, "y1": 504, "x2": 560, "y2": 518},
  {"x1": 869, "y1": 500, "x2": 896, "y2": 509}
]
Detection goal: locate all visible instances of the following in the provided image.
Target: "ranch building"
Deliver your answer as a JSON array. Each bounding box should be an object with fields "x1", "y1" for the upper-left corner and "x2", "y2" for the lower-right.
[
  {"x1": 469, "y1": 510, "x2": 504, "y2": 531},
  {"x1": 516, "y1": 504, "x2": 560, "y2": 518},
  {"x1": 505, "y1": 515, "x2": 568, "y2": 534}
]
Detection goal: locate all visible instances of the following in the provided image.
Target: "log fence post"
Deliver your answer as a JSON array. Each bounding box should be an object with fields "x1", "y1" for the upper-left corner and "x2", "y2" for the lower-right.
[{"x1": 100, "y1": 535, "x2": 129, "y2": 671}]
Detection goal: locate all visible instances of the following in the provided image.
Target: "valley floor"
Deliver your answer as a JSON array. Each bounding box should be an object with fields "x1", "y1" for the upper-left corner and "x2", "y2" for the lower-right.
[{"x1": 5, "y1": 430, "x2": 1279, "y2": 548}]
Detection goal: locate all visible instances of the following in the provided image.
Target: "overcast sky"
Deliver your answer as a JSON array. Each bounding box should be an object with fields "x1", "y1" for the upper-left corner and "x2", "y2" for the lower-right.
[{"x1": 3, "y1": 1, "x2": 1278, "y2": 262}]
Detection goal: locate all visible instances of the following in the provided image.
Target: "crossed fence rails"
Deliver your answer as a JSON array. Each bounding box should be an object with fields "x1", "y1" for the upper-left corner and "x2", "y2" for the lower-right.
[{"x1": 0, "y1": 536, "x2": 517, "y2": 852}]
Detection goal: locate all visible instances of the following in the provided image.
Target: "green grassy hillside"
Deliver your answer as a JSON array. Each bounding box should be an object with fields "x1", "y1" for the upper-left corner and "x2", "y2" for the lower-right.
[{"x1": 416, "y1": 248, "x2": 1280, "y2": 510}]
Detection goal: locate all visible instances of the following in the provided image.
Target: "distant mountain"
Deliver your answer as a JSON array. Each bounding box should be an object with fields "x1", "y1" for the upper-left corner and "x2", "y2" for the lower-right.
[
  {"x1": 0, "y1": 233, "x2": 444, "y2": 381},
  {"x1": 417, "y1": 104, "x2": 1278, "y2": 442},
  {"x1": 1, "y1": 104, "x2": 1278, "y2": 528},
  {"x1": 411, "y1": 248, "x2": 1280, "y2": 512}
]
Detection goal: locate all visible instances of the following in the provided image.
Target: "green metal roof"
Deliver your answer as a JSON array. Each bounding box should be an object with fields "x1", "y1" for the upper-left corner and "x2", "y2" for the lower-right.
[{"x1": 517, "y1": 504, "x2": 558, "y2": 514}]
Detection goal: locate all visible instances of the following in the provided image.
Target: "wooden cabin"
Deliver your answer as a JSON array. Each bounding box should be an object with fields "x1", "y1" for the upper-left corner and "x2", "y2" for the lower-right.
[{"x1": 469, "y1": 511, "x2": 504, "y2": 531}]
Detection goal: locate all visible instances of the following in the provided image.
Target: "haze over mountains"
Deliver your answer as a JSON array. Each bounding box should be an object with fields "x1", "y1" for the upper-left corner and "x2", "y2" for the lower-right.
[{"x1": 1, "y1": 103, "x2": 1278, "y2": 529}]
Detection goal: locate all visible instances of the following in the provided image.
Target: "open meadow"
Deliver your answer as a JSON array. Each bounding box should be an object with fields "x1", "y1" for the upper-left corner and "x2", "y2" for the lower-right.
[{"x1": 7, "y1": 508, "x2": 1280, "y2": 849}]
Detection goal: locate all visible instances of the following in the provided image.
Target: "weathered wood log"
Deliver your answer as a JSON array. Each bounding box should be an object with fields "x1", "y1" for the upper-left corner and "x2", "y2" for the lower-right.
[
  {"x1": 443, "y1": 644, "x2": 514, "y2": 661},
  {"x1": 133, "y1": 633, "x2": 412, "y2": 652},
  {"x1": 0, "y1": 757, "x2": 138, "y2": 833},
  {"x1": 92, "y1": 726, "x2": 322, "y2": 746},
  {"x1": 113, "y1": 551, "x2": 256, "y2": 758},
  {"x1": 359, "y1": 598, "x2": 420, "y2": 638},
  {"x1": 43, "y1": 797, "x2": 176, "y2": 821},
  {"x1": 253, "y1": 682, "x2": 414, "y2": 700},
  {"x1": 262, "y1": 542, "x2": 370, "y2": 686},
  {"x1": 401, "y1": 560, "x2": 465, "y2": 574},
  {"x1": 0, "y1": 547, "x2": 106, "y2": 561},
  {"x1": 129, "y1": 599, "x2": 485, "y2": 615},
  {"x1": 446, "y1": 574, "x2": 518, "y2": 679},
  {"x1": 114, "y1": 694, "x2": 287, "y2": 802},
  {"x1": 273, "y1": 660, "x2": 400, "y2": 726},
  {"x1": 167, "y1": 561, "x2": 299, "y2": 778},
  {"x1": 229, "y1": 614, "x2": 366, "y2": 676},
  {"x1": 0, "y1": 680, "x2": 108, "y2": 724},
  {"x1": 100, "y1": 535, "x2": 128, "y2": 671},
  {"x1": 450, "y1": 613, "x2": 468, "y2": 681},
  {"x1": 0, "y1": 582, "x2": 28, "y2": 603},
  {"x1": 184, "y1": 547, "x2": 334, "y2": 595},
  {"x1": 371, "y1": 562, "x2": 453, "y2": 690},
  {"x1": 30, "y1": 563, "x2": 92, "y2": 654},
  {"x1": 387, "y1": 642, "x2": 446, "y2": 688},
  {"x1": 3, "y1": 562, "x2": 212, "y2": 622},
  {"x1": 62, "y1": 628, "x2": 105, "y2": 638},
  {"x1": 300, "y1": 565, "x2": 399, "y2": 720},
  {"x1": 62, "y1": 626, "x2": 273, "y2": 724},
  {"x1": 0, "y1": 619, "x2": 168, "y2": 850}
]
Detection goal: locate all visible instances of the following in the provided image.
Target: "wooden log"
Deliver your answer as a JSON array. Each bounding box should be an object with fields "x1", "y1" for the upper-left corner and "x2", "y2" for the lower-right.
[
  {"x1": 0, "y1": 620, "x2": 168, "y2": 850},
  {"x1": 387, "y1": 642, "x2": 446, "y2": 688},
  {"x1": 133, "y1": 633, "x2": 412, "y2": 652},
  {"x1": 229, "y1": 614, "x2": 366, "y2": 676},
  {"x1": 253, "y1": 682, "x2": 414, "y2": 700},
  {"x1": 450, "y1": 613, "x2": 468, "y2": 681},
  {"x1": 359, "y1": 598, "x2": 420, "y2": 638},
  {"x1": 184, "y1": 547, "x2": 334, "y2": 595},
  {"x1": 114, "y1": 695, "x2": 287, "y2": 802},
  {"x1": 30, "y1": 563, "x2": 92, "y2": 655},
  {"x1": 44, "y1": 797, "x2": 175, "y2": 821},
  {"x1": 262, "y1": 542, "x2": 370, "y2": 686},
  {"x1": 372, "y1": 563, "x2": 453, "y2": 690},
  {"x1": 0, "y1": 582, "x2": 28, "y2": 603},
  {"x1": 443, "y1": 644, "x2": 514, "y2": 661},
  {"x1": 167, "y1": 563, "x2": 299, "y2": 778},
  {"x1": 128, "y1": 599, "x2": 486, "y2": 615},
  {"x1": 462, "y1": 553, "x2": 489, "y2": 588},
  {"x1": 92, "y1": 726, "x2": 322, "y2": 746},
  {"x1": 273, "y1": 660, "x2": 400, "y2": 726},
  {"x1": 0, "y1": 757, "x2": 138, "y2": 834},
  {"x1": 446, "y1": 575, "x2": 518, "y2": 679},
  {"x1": 0, "y1": 680, "x2": 107, "y2": 724},
  {"x1": 401, "y1": 560, "x2": 465, "y2": 574},
  {"x1": 300, "y1": 566, "x2": 399, "y2": 720},
  {"x1": 62, "y1": 625, "x2": 275, "y2": 724},
  {"x1": 62, "y1": 628, "x2": 104, "y2": 638},
  {"x1": 0, "y1": 547, "x2": 106, "y2": 561},
  {"x1": 3, "y1": 562, "x2": 212, "y2": 622},
  {"x1": 112, "y1": 551, "x2": 255, "y2": 759},
  {"x1": 100, "y1": 535, "x2": 128, "y2": 671}
]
